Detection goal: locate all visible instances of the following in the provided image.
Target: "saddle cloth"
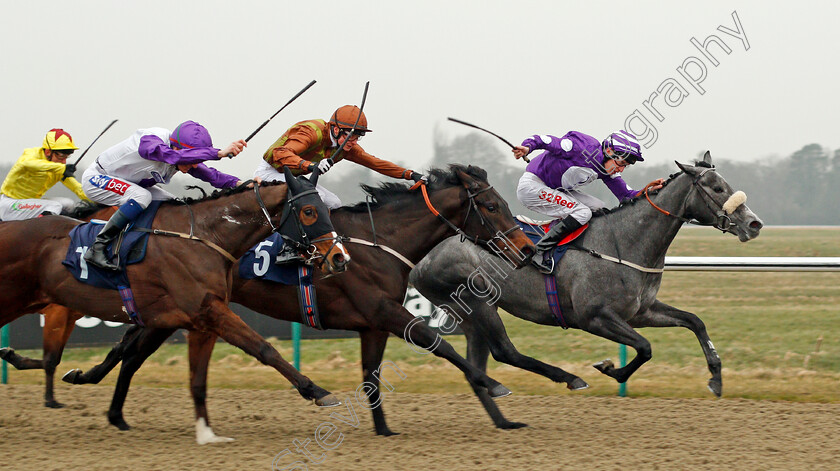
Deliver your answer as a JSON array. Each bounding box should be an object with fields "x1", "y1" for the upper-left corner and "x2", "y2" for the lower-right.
[
  {"x1": 239, "y1": 233, "x2": 301, "y2": 285},
  {"x1": 239, "y1": 233, "x2": 323, "y2": 329},
  {"x1": 62, "y1": 201, "x2": 162, "y2": 290}
]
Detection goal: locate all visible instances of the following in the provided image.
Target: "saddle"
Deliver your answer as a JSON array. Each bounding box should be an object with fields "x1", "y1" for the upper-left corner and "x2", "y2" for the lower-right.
[
  {"x1": 63, "y1": 202, "x2": 163, "y2": 289},
  {"x1": 61, "y1": 202, "x2": 163, "y2": 326},
  {"x1": 515, "y1": 215, "x2": 588, "y2": 253}
]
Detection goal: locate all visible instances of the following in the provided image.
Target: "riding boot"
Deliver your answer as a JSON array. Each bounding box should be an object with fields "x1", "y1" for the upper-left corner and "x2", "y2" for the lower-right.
[
  {"x1": 532, "y1": 217, "x2": 584, "y2": 274},
  {"x1": 84, "y1": 201, "x2": 143, "y2": 271}
]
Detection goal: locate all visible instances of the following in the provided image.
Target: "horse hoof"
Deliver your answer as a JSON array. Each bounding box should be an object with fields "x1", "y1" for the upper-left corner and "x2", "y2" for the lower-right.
[
  {"x1": 708, "y1": 378, "x2": 723, "y2": 397},
  {"x1": 314, "y1": 394, "x2": 342, "y2": 408},
  {"x1": 488, "y1": 383, "x2": 512, "y2": 398},
  {"x1": 62, "y1": 369, "x2": 83, "y2": 384},
  {"x1": 45, "y1": 400, "x2": 65, "y2": 409},
  {"x1": 567, "y1": 378, "x2": 590, "y2": 390},
  {"x1": 196, "y1": 419, "x2": 235, "y2": 445},
  {"x1": 108, "y1": 415, "x2": 131, "y2": 431},
  {"x1": 197, "y1": 435, "x2": 235, "y2": 445},
  {"x1": 593, "y1": 359, "x2": 615, "y2": 374},
  {"x1": 377, "y1": 428, "x2": 400, "y2": 437},
  {"x1": 499, "y1": 421, "x2": 529, "y2": 430}
]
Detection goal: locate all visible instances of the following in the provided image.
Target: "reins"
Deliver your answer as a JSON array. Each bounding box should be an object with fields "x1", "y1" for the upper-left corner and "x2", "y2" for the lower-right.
[
  {"x1": 644, "y1": 167, "x2": 735, "y2": 232},
  {"x1": 574, "y1": 166, "x2": 743, "y2": 274},
  {"x1": 414, "y1": 181, "x2": 522, "y2": 247},
  {"x1": 342, "y1": 178, "x2": 527, "y2": 270},
  {"x1": 137, "y1": 180, "x2": 341, "y2": 267}
]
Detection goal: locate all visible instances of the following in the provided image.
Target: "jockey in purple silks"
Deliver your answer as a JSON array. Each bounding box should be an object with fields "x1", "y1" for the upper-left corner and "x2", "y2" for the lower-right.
[
  {"x1": 81, "y1": 120, "x2": 249, "y2": 271},
  {"x1": 512, "y1": 130, "x2": 664, "y2": 274}
]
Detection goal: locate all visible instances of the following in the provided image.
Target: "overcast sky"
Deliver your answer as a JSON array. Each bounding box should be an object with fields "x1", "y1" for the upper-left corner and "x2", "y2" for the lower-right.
[{"x1": 2, "y1": 0, "x2": 838, "y2": 182}]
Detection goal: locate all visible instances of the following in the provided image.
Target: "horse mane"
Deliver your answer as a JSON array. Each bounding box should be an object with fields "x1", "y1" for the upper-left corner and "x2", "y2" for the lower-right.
[
  {"x1": 339, "y1": 164, "x2": 488, "y2": 213},
  {"x1": 159, "y1": 180, "x2": 287, "y2": 206},
  {"x1": 589, "y1": 170, "x2": 685, "y2": 219}
]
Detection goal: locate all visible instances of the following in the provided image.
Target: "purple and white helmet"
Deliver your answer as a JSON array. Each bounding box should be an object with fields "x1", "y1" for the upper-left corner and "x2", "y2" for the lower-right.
[
  {"x1": 169, "y1": 120, "x2": 213, "y2": 149},
  {"x1": 602, "y1": 130, "x2": 643, "y2": 163}
]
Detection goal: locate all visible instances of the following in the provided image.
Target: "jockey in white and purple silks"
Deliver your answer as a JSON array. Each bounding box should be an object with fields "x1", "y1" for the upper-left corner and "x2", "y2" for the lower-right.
[
  {"x1": 81, "y1": 120, "x2": 249, "y2": 271},
  {"x1": 512, "y1": 130, "x2": 664, "y2": 273}
]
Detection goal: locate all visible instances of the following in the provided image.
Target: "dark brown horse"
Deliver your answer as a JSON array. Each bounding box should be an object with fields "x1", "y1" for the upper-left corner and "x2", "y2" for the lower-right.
[
  {"x1": 33, "y1": 165, "x2": 535, "y2": 440},
  {"x1": 0, "y1": 170, "x2": 350, "y2": 442}
]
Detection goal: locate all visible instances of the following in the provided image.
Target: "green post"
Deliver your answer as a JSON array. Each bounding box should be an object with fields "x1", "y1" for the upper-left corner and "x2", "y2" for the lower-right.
[
  {"x1": 292, "y1": 322, "x2": 301, "y2": 371},
  {"x1": 618, "y1": 344, "x2": 627, "y2": 397},
  {"x1": 1, "y1": 325, "x2": 9, "y2": 384}
]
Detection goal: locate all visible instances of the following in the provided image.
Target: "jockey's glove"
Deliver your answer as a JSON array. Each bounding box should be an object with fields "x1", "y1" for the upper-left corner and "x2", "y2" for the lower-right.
[
  {"x1": 411, "y1": 172, "x2": 428, "y2": 184},
  {"x1": 62, "y1": 163, "x2": 77, "y2": 181},
  {"x1": 317, "y1": 159, "x2": 333, "y2": 174}
]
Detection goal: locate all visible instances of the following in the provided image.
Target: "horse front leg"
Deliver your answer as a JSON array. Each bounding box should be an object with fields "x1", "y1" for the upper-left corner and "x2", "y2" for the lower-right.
[
  {"x1": 106, "y1": 327, "x2": 177, "y2": 431},
  {"x1": 629, "y1": 299, "x2": 723, "y2": 397},
  {"x1": 358, "y1": 329, "x2": 396, "y2": 436},
  {"x1": 40, "y1": 305, "x2": 81, "y2": 408},
  {"x1": 63, "y1": 325, "x2": 145, "y2": 385},
  {"x1": 378, "y1": 300, "x2": 511, "y2": 398},
  {"x1": 581, "y1": 311, "x2": 652, "y2": 384},
  {"x1": 460, "y1": 322, "x2": 527, "y2": 429},
  {"x1": 0, "y1": 306, "x2": 81, "y2": 408},
  {"x1": 187, "y1": 330, "x2": 233, "y2": 444},
  {"x1": 197, "y1": 294, "x2": 338, "y2": 407}
]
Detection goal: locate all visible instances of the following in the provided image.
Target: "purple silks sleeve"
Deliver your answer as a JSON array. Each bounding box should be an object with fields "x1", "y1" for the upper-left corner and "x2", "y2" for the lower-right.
[
  {"x1": 521, "y1": 134, "x2": 564, "y2": 154},
  {"x1": 138, "y1": 135, "x2": 221, "y2": 165},
  {"x1": 187, "y1": 163, "x2": 240, "y2": 189}
]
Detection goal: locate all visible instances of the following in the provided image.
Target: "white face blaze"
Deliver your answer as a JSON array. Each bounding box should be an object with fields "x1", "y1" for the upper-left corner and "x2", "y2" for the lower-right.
[{"x1": 331, "y1": 231, "x2": 349, "y2": 258}]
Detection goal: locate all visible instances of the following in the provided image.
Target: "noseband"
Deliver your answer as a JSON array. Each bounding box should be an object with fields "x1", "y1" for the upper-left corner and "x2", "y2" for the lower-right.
[{"x1": 644, "y1": 167, "x2": 738, "y2": 232}]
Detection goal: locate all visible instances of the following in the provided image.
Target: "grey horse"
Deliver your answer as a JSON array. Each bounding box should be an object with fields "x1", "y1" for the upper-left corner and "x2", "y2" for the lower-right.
[{"x1": 409, "y1": 152, "x2": 763, "y2": 429}]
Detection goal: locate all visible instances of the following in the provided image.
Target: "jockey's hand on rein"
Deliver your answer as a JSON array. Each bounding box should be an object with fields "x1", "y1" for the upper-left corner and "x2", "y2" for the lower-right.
[
  {"x1": 317, "y1": 159, "x2": 333, "y2": 174},
  {"x1": 62, "y1": 163, "x2": 77, "y2": 181},
  {"x1": 411, "y1": 172, "x2": 429, "y2": 184}
]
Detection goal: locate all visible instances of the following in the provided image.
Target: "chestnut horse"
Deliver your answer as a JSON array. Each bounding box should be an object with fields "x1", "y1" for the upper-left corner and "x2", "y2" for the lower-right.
[
  {"x1": 26, "y1": 165, "x2": 535, "y2": 440},
  {"x1": 0, "y1": 169, "x2": 350, "y2": 442}
]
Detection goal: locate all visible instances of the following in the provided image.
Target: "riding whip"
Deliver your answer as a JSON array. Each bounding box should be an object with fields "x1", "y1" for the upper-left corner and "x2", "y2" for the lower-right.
[
  {"x1": 447, "y1": 117, "x2": 529, "y2": 163},
  {"x1": 226, "y1": 79, "x2": 317, "y2": 157},
  {"x1": 72, "y1": 119, "x2": 118, "y2": 166}
]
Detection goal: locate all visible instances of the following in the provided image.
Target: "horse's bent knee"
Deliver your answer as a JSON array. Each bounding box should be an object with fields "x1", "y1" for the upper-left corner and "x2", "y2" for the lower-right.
[{"x1": 256, "y1": 342, "x2": 280, "y2": 365}]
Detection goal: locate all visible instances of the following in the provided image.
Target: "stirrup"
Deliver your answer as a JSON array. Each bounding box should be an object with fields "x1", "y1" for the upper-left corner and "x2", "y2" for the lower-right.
[
  {"x1": 275, "y1": 247, "x2": 303, "y2": 265},
  {"x1": 533, "y1": 254, "x2": 555, "y2": 275}
]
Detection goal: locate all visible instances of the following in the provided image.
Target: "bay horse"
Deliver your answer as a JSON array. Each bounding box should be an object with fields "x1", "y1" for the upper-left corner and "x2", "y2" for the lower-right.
[
  {"x1": 0, "y1": 168, "x2": 350, "y2": 442},
  {"x1": 49, "y1": 165, "x2": 535, "y2": 440},
  {"x1": 408, "y1": 152, "x2": 763, "y2": 428}
]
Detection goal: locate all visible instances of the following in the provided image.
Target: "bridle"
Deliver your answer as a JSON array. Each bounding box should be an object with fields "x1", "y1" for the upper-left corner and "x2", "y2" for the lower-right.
[
  {"x1": 252, "y1": 182, "x2": 343, "y2": 267},
  {"x1": 644, "y1": 167, "x2": 737, "y2": 233},
  {"x1": 413, "y1": 181, "x2": 527, "y2": 263}
]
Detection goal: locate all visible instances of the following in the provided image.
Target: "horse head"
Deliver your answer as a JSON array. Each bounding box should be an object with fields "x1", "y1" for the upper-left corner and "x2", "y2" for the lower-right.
[
  {"x1": 429, "y1": 164, "x2": 536, "y2": 267},
  {"x1": 674, "y1": 151, "x2": 763, "y2": 242},
  {"x1": 276, "y1": 166, "x2": 350, "y2": 273}
]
